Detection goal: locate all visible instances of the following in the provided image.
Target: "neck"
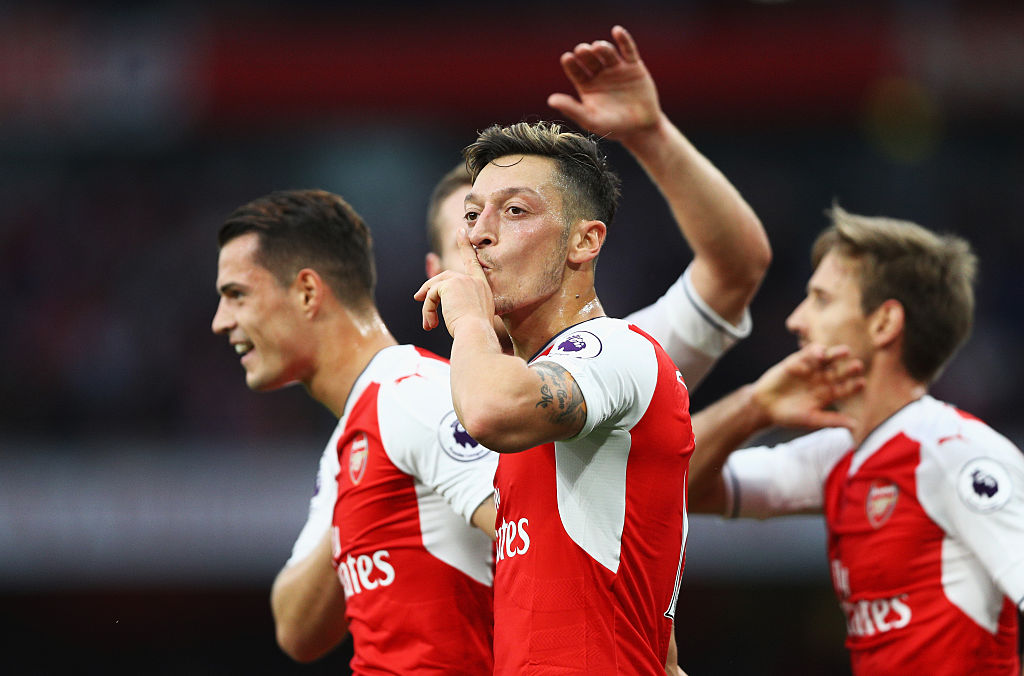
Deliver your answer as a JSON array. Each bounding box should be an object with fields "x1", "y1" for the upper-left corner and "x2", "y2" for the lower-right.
[
  {"x1": 306, "y1": 308, "x2": 398, "y2": 417},
  {"x1": 506, "y1": 285, "x2": 605, "y2": 360},
  {"x1": 841, "y1": 361, "x2": 928, "y2": 446}
]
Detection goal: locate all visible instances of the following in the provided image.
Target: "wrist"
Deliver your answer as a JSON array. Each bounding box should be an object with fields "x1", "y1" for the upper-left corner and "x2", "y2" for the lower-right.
[
  {"x1": 741, "y1": 382, "x2": 774, "y2": 432},
  {"x1": 617, "y1": 111, "x2": 674, "y2": 154},
  {"x1": 450, "y1": 315, "x2": 502, "y2": 352}
]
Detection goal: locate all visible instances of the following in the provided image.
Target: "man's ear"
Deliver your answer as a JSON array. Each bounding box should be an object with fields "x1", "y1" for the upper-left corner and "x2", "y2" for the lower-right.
[
  {"x1": 294, "y1": 268, "x2": 326, "y2": 318},
  {"x1": 567, "y1": 220, "x2": 607, "y2": 265},
  {"x1": 425, "y1": 252, "x2": 443, "y2": 279},
  {"x1": 869, "y1": 299, "x2": 905, "y2": 349}
]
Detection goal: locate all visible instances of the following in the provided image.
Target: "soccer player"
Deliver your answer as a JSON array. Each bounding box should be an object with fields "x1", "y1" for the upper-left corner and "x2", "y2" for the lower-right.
[
  {"x1": 426, "y1": 24, "x2": 770, "y2": 378},
  {"x1": 687, "y1": 205, "x2": 1024, "y2": 675},
  {"x1": 212, "y1": 189, "x2": 498, "y2": 673},
  {"x1": 416, "y1": 120, "x2": 693, "y2": 674}
]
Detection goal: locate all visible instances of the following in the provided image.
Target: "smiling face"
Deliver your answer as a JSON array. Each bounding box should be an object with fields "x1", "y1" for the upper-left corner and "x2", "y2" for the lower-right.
[
  {"x1": 463, "y1": 154, "x2": 571, "y2": 316},
  {"x1": 786, "y1": 250, "x2": 876, "y2": 365},
  {"x1": 211, "y1": 232, "x2": 315, "y2": 391}
]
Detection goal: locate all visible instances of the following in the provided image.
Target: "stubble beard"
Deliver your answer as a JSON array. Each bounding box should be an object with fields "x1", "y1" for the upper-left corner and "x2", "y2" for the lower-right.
[{"x1": 489, "y1": 240, "x2": 567, "y2": 318}]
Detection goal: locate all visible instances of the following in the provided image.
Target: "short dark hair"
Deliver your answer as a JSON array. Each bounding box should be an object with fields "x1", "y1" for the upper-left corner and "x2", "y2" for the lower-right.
[
  {"x1": 425, "y1": 163, "x2": 472, "y2": 255},
  {"x1": 463, "y1": 121, "x2": 621, "y2": 227},
  {"x1": 218, "y1": 189, "x2": 377, "y2": 311},
  {"x1": 812, "y1": 204, "x2": 977, "y2": 383}
]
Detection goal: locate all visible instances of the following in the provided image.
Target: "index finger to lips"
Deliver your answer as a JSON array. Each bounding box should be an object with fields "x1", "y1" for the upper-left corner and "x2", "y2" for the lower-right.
[{"x1": 456, "y1": 228, "x2": 485, "y2": 278}]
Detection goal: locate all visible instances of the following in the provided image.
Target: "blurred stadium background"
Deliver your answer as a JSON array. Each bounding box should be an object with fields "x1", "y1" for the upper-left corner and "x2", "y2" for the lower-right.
[{"x1": 2, "y1": 1, "x2": 1022, "y2": 673}]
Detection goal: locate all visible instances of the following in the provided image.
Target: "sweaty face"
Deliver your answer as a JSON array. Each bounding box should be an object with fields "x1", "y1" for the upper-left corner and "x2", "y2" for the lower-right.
[
  {"x1": 211, "y1": 232, "x2": 314, "y2": 391},
  {"x1": 464, "y1": 155, "x2": 570, "y2": 317},
  {"x1": 786, "y1": 250, "x2": 875, "y2": 365}
]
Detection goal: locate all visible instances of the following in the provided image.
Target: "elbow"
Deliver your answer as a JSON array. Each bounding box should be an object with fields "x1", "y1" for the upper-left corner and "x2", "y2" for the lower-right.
[
  {"x1": 687, "y1": 474, "x2": 728, "y2": 516},
  {"x1": 459, "y1": 413, "x2": 511, "y2": 453},
  {"x1": 731, "y1": 230, "x2": 772, "y2": 300},
  {"x1": 458, "y1": 408, "x2": 531, "y2": 454},
  {"x1": 752, "y1": 230, "x2": 772, "y2": 279},
  {"x1": 276, "y1": 627, "x2": 316, "y2": 663},
  {"x1": 754, "y1": 234, "x2": 772, "y2": 280},
  {"x1": 275, "y1": 624, "x2": 337, "y2": 664},
  {"x1": 742, "y1": 217, "x2": 773, "y2": 286}
]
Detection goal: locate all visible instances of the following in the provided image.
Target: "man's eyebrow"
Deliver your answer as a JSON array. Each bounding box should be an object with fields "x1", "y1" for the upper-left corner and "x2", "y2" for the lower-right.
[
  {"x1": 465, "y1": 186, "x2": 542, "y2": 205},
  {"x1": 217, "y1": 281, "x2": 245, "y2": 295}
]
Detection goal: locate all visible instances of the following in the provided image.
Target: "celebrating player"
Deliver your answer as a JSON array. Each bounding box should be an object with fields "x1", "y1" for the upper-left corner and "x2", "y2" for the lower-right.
[
  {"x1": 417, "y1": 119, "x2": 693, "y2": 674},
  {"x1": 426, "y1": 24, "x2": 770, "y2": 377},
  {"x1": 687, "y1": 205, "x2": 1024, "y2": 675},
  {"x1": 212, "y1": 190, "x2": 498, "y2": 673}
]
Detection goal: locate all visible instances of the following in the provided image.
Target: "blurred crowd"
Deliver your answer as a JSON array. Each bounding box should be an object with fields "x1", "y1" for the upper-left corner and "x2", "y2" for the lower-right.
[{"x1": 0, "y1": 1, "x2": 1021, "y2": 444}]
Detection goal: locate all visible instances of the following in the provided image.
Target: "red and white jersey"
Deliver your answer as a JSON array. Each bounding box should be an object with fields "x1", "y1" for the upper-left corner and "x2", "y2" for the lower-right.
[
  {"x1": 316, "y1": 345, "x2": 498, "y2": 674},
  {"x1": 624, "y1": 263, "x2": 751, "y2": 388},
  {"x1": 493, "y1": 317, "x2": 694, "y2": 675},
  {"x1": 724, "y1": 395, "x2": 1024, "y2": 675}
]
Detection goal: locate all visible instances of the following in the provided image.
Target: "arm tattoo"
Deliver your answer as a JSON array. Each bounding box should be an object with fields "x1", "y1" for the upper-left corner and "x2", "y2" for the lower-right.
[{"x1": 532, "y1": 362, "x2": 587, "y2": 432}]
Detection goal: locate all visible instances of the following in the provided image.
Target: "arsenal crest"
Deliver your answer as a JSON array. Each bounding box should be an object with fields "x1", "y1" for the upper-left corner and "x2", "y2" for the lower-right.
[
  {"x1": 865, "y1": 480, "x2": 899, "y2": 528},
  {"x1": 348, "y1": 433, "x2": 369, "y2": 485}
]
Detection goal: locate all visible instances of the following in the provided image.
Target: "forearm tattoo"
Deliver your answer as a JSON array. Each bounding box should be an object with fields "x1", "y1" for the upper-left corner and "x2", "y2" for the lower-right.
[{"x1": 532, "y1": 362, "x2": 587, "y2": 430}]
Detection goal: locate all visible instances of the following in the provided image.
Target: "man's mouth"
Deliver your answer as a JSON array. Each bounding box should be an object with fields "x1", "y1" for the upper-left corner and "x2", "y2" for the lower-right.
[{"x1": 233, "y1": 341, "x2": 254, "y2": 357}]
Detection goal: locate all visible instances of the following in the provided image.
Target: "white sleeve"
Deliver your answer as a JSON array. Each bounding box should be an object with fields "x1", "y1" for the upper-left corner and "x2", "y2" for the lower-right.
[
  {"x1": 623, "y1": 264, "x2": 752, "y2": 389},
  {"x1": 284, "y1": 423, "x2": 342, "y2": 567},
  {"x1": 722, "y1": 427, "x2": 854, "y2": 519},
  {"x1": 377, "y1": 375, "x2": 497, "y2": 524},
  {"x1": 917, "y1": 429, "x2": 1024, "y2": 609},
  {"x1": 535, "y1": 320, "x2": 658, "y2": 440}
]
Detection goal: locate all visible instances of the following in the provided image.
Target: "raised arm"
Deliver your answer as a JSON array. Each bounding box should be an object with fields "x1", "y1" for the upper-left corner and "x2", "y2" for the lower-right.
[
  {"x1": 688, "y1": 344, "x2": 864, "y2": 514},
  {"x1": 270, "y1": 530, "x2": 348, "y2": 663},
  {"x1": 548, "y1": 25, "x2": 770, "y2": 326}
]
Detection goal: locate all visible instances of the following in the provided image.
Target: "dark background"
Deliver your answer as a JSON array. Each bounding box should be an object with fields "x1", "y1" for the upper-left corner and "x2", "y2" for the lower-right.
[{"x1": 2, "y1": 1, "x2": 1022, "y2": 673}]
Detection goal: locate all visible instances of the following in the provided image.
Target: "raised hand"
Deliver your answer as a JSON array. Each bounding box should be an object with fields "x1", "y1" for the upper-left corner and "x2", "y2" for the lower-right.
[
  {"x1": 547, "y1": 25, "x2": 661, "y2": 140},
  {"x1": 751, "y1": 343, "x2": 865, "y2": 430}
]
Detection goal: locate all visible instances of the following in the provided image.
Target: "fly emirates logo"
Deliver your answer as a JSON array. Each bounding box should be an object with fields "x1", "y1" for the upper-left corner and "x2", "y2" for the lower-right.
[
  {"x1": 494, "y1": 488, "x2": 531, "y2": 563},
  {"x1": 332, "y1": 527, "x2": 395, "y2": 599},
  {"x1": 831, "y1": 559, "x2": 912, "y2": 637}
]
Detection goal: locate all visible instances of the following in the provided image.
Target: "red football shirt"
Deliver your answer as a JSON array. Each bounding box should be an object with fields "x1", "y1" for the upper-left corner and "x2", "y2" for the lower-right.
[
  {"x1": 492, "y1": 318, "x2": 694, "y2": 674},
  {"x1": 330, "y1": 345, "x2": 498, "y2": 675}
]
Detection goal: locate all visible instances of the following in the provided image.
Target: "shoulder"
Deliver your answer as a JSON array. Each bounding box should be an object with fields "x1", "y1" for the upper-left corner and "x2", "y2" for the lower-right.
[
  {"x1": 909, "y1": 397, "x2": 1024, "y2": 511},
  {"x1": 376, "y1": 346, "x2": 451, "y2": 399},
  {"x1": 908, "y1": 397, "x2": 1022, "y2": 467},
  {"x1": 374, "y1": 347, "x2": 491, "y2": 466},
  {"x1": 540, "y1": 317, "x2": 655, "y2": 362},
  {"x1": 369, "y1": 346, "x2": 455, "y2": 431}
]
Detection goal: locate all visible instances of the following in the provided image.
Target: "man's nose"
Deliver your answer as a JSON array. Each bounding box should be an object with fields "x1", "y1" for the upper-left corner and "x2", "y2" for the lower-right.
[
  {"x1": 468, "y1": 207, "x2": 497, "y2": 248},
  {"x1": 211, "y1": 299, "x2": 233, "y2": 335}
]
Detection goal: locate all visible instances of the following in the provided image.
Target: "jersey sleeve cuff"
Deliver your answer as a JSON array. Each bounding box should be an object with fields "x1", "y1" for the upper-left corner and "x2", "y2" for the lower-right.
[{"x1": 678, "y1": 264, "x2": 753, "y2": 343}]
